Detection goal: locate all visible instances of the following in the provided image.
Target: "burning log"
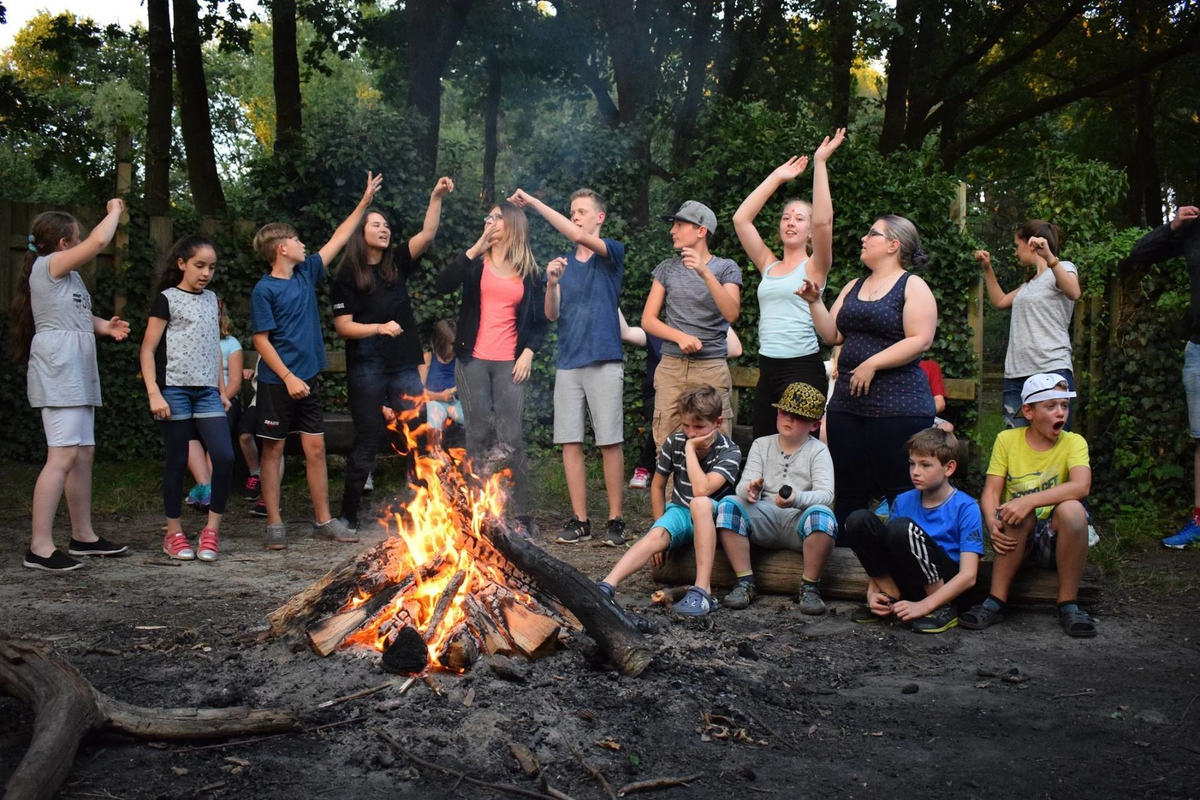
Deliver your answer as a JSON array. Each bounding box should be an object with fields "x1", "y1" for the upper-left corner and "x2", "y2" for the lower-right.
[
  {"x1": 499, "y1": 598, "x2": 561, "y2": 659},
  {"x1": 480, "y1": 520, "x2": 653, "y2": 677},
  {"x1": 424, "y1": 570, "x2": 467, "y2": 642},
  {"x1": 464, "y1": 593, "x2": 514, "y2": 657},
  {"x1": 1, "y1": 637, "x2": 297, "y2": 800},
  {"x1": 437, "y1": 624, "x2": 478, "y2": 671}
]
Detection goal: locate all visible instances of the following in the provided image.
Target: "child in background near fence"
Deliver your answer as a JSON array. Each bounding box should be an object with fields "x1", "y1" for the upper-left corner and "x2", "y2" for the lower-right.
[
  {"x1": 251, "y1": 172, "x2": 382, "y2": 550},
  {"x1": 597, "y1": 386, "x2": 742, "y2": 616},
  {"x1": 919, "y1": 359, "x2": 955, "y2": 432},
  {"x1": 420, "y1": 319, "x2": 462, "y2": 438},
  {"x1": 843, "y1": 428, "x2": 983, "y2": 634},
  {"x1": 140, "y1": 235, "x2": 234, "y2": 562},
  {"x1": 619, "y1": 310, "x2": 742, "y2": 489},
  {"x1": 13, "y1": 202, "x2": 131, "y2": 571},
  {"x1": 185, "y1": 298, "x2": 244, "y2": 511},
  {"x1": 237, "y1": 354, "x2": 282, "y2": 516},
  {"x1": 696, "y1": 382, "x2": 837, "y2": 615}
]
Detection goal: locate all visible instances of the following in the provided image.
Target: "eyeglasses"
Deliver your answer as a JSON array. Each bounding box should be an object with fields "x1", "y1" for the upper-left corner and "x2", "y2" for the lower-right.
[
  {"x1": 866, "y1": 229, "x2": 890, "y2": 239},
  {"x1": 483, "y1": 214, "x2": 502, "y2": 224}
]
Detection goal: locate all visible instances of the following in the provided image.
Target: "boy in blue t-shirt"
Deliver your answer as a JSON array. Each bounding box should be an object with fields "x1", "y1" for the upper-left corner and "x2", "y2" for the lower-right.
[
  {"x1": 250, "y1": 171, "x2": 381, "y2": 551},
  {"x1": 507, "y1": 188, "x2": 628, "y2": 547},
  {"x1": 842, "y1": 428, "x2": 983, "y2": 634}
]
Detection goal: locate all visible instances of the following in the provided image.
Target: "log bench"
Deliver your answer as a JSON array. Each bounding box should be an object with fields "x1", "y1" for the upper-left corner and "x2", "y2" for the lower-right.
[{"x1": 651, "y1": 546, "x2": 1102, "y2": 607}]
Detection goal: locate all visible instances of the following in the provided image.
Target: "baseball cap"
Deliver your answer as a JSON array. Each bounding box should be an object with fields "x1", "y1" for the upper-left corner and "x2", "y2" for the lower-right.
[
  {"x1": 1021, "y1": 373, "x2": 1076, "y2": 405},
  {"x1": 661, "y1": 201, "x2": 717, "y2": 233}
]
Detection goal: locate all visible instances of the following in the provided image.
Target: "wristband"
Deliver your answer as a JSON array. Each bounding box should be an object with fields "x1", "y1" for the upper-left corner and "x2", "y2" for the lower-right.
[
  {"x1": 282, "y1": 371, "x2": 292, "y2": 380},
  {"x1": 1048, "y1": 258, "x2": 1060, "y2": 269}
]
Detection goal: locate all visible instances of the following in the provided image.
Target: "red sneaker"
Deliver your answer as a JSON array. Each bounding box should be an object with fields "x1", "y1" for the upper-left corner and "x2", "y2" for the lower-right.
[
  {"x1": 163, "y1": 531, "x2": 195, "y2": 560},
  {"x1": 197, "y1": 528, "x2": 220, "y2": 562}
]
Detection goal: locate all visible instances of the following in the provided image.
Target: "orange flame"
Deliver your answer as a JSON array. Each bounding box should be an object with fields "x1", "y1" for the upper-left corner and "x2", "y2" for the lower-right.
[{"x1": 341, "y1": 398, "x2": 525, "y2": 668}]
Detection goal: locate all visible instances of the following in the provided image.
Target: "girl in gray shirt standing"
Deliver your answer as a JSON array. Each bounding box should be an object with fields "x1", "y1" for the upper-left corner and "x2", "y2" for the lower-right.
[{"x1": 11, "y1": 201, "x2": 131, "y2": 571}]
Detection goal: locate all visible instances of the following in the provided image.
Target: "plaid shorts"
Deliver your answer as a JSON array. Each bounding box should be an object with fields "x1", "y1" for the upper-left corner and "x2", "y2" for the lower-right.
[
  {"x1": 715, "y1": 496, "x2": 837, "y2": 543},
  {"x1": 1022, "y1": 504, "x2": 1091, "y2": 570}
]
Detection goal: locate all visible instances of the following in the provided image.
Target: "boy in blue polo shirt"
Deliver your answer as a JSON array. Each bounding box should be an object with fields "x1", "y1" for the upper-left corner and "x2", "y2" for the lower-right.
[
  {"x1": 508, "y1": 188, "x2": 628, "y2": 547},
  {"x1": 251, "y1": 172, "x2": 381, "y2": 551},
  {"x1": 843, "y1": 428, "x2": 983, "y2": 634}
]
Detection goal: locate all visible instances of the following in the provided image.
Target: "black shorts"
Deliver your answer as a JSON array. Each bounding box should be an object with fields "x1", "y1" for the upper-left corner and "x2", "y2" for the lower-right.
[
  {"x1": 239, "y1": 404, "x2": 258, "y2": 437},
  {"x1": 254, "y1": 380, "x2": 325, "y2": 439}
]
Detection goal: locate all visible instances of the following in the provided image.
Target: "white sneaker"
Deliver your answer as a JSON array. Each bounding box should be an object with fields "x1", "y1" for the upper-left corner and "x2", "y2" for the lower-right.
[{"x1": 628, "y1": 466, "x2": 650, "y2": 489}]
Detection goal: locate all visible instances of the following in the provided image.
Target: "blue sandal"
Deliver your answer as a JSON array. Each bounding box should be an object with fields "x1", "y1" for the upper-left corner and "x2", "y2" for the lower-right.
[{"x1": 672, "y1": 586, "x2": 718, "y2": 616}]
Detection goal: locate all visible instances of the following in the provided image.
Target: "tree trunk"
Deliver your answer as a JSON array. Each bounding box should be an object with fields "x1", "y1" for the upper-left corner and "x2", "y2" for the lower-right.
[
  {"x1": 879, "y1": 0, "x2": 919, "y2": 155},
  {"x1": 272, "y1": 0, "x2": 303, "y2": 154},
  {"x1": 172, "y1": 0, "x2": 227, "y2": 216},
  {"x1": 670, "y1": 0, "x2": 717, "y2": 169},
  {"x1": 828, "y1": 0, "x2": 856, "y2": 129},
  {"x1": 481, "y1": 49, "x2": 502, "y2": 208},
  {"x1": 405, "y1": 0, "x2": 474, "y2": 175},
  {"x1": 144, "y1": 0, "x2": 172, "y2": 216}
]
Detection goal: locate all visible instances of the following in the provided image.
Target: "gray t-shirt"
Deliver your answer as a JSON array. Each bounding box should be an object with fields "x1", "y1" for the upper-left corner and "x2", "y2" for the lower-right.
[
  {"x1": 735, "y1": 434, "x2": 834, "y2": 510},
  {"x1": 1005, "y1": 260, "x2": 1078, "y2": 377},
  {"x1": 652, "y1": 255, "x2": 743, "y2": 359},
  {"x1": 26, "y1": 256, "x2": 102, "y2": 408}
]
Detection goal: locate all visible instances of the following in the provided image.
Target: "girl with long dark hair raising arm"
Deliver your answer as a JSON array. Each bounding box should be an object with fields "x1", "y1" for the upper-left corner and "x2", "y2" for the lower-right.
[
  {"x1": 330, "y1": 177, "x2": 454, "y2": 532},
  {"x1": 733, "y1": 129, "x2": 845, "y2": 439}
]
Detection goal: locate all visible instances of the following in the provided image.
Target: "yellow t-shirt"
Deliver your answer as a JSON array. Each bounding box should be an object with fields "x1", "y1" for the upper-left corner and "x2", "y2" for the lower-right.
[{"x1": 987, "y1": 428, "x2": 1090, "y2": 519}]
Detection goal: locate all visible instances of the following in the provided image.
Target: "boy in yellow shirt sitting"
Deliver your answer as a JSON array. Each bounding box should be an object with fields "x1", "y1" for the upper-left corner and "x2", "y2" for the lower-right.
[{"x1": 960, "y1": 373, "x2": 1096, "y2": 637}]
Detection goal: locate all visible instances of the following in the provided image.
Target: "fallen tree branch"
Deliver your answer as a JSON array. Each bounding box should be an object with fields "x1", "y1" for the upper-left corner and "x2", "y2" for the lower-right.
[
  {"x1": 0, "y1": 637, "x2": 299, "y2": 800},
  {"x1": 378, "y1": 729, "x2": 553, "y2": 800},
  {"x1": 170, "y1": 717, "x2": 364, "y2": 753},
  {"x1": 569, "y1": 745, "x2": 616, "y2": 800}
]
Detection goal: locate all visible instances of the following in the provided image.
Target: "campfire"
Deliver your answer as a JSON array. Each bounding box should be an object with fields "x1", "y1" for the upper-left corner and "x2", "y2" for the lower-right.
[{"x1": 267, "y1": 412, "x2": 653, "y2": 677}]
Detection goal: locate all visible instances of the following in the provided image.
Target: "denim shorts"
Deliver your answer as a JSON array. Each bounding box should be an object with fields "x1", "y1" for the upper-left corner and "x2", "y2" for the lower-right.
[
  {"x1": 651, "y1": 502, "x2": 717, "y2": 551},
  {"x1": 1184, "y1": 342, "x2": 1200, "y2": 438},
  {"x1": 1003, "y1": 369, "x2": 1074, "y2": 429},
  {"x1": 160, "y1": 386, "x2": 225, "y2": 420}
]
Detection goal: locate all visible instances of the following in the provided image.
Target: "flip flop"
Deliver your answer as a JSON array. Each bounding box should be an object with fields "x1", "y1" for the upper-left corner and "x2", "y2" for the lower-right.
[{"x1": 672, "y1": 586, "x2": 718, "y2": 617}]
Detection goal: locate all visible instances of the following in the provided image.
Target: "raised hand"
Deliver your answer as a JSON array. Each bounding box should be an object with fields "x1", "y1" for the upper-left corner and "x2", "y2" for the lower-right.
[
  {"x1": 974, "y1": 249, "x2": 993, "y2": 271},
  {"x1": 1027, "y1": 236, "x2": 1052, "y2": 261},
  {"x1": 506, "y1": 189, "x2": 532, "y2": 207},
  {"x1": 795, "y1": 279, "x2": 822, "y2": 304},
  {"x1": 362, "y1": 171, "x2": 384, "y2": 205},
  {"x1": 771, "y1": 156, "x2": 809, "y2": 184},
  {"x1": 1172, "y1": 206, "x2": 1199, "y2": 231},
  {"x1": 105, "y1": 198, "x2": 125, "y2": 216},
  {"x1": 814, "y1": 128, "x2": 846, "y2": 162},
  {"x1": 432, "y1": 177, "x2": 454, "y2": 198},
  {"x1": 546, "y1": 257, "x2": 567, "y2": 286}
]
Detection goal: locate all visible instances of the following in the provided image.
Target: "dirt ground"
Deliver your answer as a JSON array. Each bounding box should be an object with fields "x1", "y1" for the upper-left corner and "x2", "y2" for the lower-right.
[{"x1": 3, "y1": 482, "x2": 1200, "y2": 800}]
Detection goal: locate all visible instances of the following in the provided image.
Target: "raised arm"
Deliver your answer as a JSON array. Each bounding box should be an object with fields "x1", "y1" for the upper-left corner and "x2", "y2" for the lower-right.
[
  {"x1": 682, "y1": 249, "x2": 740, "y2": 322},
  {"x1": 508, "y1": 190, "x2": 609, "y2": 259},
  {"x1": 731, "y1": 157, "x2": 808, "y2": 272},
  {"x1": 544, "y1": 257, "x2": 566, "y2": 321},
  {"x1": 975, "y1": 250, "x2": 1017, "y2": 309},
  {"x1": 1128, "y1": 206, "x2": 1197, "y2": 264},
  {"x1": 1028, "y1": 237, "x2": 1081, "y2": 301},
  {"x1": 807, "y1": 129, "x2": 845, "y2": 288},
  {"x1": 407, "y1": 177, "x2": 454, "y2": 258},
  {"x1": 49, "y1": 199, "x2": 124, "y2": 279},
  {"x1": 317, "y1": 171, "x2": 383, "y2": 266}
]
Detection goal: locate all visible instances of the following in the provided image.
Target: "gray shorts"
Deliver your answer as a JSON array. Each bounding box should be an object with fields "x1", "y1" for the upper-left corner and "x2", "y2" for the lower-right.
[
  {"x1": 553, "y1": 361, "x2": 625, "y2": 446},
  {"x1": 1185, "y1": 342, "x2": 1200, "y2": 438}
]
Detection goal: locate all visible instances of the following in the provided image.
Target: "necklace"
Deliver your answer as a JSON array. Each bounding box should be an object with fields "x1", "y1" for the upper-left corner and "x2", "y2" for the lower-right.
[{"x1": 863, "y1": 270, "x2": 900, "y2": 300}]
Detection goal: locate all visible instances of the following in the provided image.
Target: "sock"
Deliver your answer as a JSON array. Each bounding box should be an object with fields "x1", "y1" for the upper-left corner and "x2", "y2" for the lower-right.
[
  {"x1": 982, "y1": 595, "x2": 1005, "y2": 611},
  {"x1": 801, "y1": 575, "x2": 820, "y2": 587},
  {"x1": 1057, "y1": 600, "x2": 1080, "y2": 614},
  {"x1": 735, "y1": 570, "x2": 755, "y2": 586},
  {"x1": 251, "y1": 468, "x2": 261, "y2": 477}
]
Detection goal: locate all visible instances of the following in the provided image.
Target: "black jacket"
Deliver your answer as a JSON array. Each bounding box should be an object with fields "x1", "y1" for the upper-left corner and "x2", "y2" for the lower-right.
[{"x1": 435, "y1": 252, "x2": 548, "y2": 361}]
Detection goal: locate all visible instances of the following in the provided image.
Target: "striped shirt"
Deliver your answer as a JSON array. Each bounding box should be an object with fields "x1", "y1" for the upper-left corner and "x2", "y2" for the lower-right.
[{"x1": 655, "y1": 430, "x2": 742, "y2": 506}]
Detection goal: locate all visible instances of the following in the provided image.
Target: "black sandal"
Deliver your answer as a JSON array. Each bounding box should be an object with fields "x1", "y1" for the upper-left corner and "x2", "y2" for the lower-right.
[
  {"x1": 959, "y1": 601, "x2": 1004, "y2": 630},
  {"x1": 1058, "y1": 606, "x2": 1097, "y2": 638}
]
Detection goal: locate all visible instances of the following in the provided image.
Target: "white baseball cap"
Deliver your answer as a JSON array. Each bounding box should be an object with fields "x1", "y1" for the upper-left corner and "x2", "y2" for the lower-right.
[{"x1": 1021, "y1": 373, "x2": 1076, "y2": 405}]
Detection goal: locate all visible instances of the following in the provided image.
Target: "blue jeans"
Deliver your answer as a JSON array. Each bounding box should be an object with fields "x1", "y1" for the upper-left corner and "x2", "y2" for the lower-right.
[
  {"x1": 1003, "y1": 369, "x2": 1074, "y2": 429},
  {"x1": 339, "y1": 364, "x2": 424, "y2": 527}
]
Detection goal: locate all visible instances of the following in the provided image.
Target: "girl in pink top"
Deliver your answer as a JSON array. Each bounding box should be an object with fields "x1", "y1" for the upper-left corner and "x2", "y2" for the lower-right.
[{"x1": 435, "y1": 203, "x2": 547, "y2": 528}]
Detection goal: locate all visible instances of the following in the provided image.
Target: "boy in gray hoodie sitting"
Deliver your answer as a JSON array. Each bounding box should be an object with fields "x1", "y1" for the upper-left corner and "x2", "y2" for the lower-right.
[{"x1": 692, "y1": 382, "x2": 837, "y2": 614}]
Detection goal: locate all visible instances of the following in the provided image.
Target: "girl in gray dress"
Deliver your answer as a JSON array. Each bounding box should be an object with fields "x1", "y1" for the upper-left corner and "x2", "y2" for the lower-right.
[{"x1": 11, "y1": 201, "x2": 131, "y2": 571}]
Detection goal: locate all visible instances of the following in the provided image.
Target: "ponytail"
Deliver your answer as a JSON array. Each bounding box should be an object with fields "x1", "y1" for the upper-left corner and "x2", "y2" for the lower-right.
[{"x1": 10, "y1": 211, "x2": 79, "y2": 362}]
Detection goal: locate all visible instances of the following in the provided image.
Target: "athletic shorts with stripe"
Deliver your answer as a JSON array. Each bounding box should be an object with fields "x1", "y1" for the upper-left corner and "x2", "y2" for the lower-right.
[{"x1": 842, "y1": 510, "x2": 960, "y2": 602}]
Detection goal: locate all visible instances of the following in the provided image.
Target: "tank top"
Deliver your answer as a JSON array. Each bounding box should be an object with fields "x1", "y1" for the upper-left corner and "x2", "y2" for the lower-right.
[
  {"x1": 473, "y1": 261, "x2": 523, "y2": 360},
  {"x1": 756, "y1": 259, "x2": 819, "y2": 358},
  {"x1": 426, "y1": 354, "x2": 456, "y2": 393},
  {"x1": 828, "y1": 272, "x2": 935, "y2": 418}
]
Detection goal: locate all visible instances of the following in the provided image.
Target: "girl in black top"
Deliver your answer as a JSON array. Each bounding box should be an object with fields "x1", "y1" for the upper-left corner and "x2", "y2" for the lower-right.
[{"x1": 331, "y1": 177, "x2": 453, "y2": 531}]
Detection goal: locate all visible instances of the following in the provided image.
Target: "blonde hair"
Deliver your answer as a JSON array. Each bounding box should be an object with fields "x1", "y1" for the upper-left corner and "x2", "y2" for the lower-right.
[
  {"x1": 491, "y1": 202, "x2": 540, "y2": 280},
  {"x1": 252, "y1": 222, "x2": 297, "y2": 262}
]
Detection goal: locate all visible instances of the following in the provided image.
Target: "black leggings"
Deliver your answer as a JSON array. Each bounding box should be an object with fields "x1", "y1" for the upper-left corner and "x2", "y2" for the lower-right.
[
  {"x1": 753, "y1": 354, "x2": 827, "y2": 440},
  {"x1": 162, "y1": 418, "x2": 233, "y2": 518},
  {"x1": 825, "y1": 412, "x2": 931, "y2": 527},
  {"x1": 842, "y1": 511, "x2": 960, "y2": 601}
]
